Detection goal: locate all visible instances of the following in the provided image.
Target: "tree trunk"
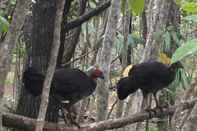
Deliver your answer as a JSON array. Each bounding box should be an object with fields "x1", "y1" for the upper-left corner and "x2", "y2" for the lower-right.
[
  {"x1": 35, "y1": 0, "x2": 65, "y2": 130},
  {"x1": 116, "y1": 3, "x2": 131, "y2": 131},
  {"x1": 96, "y1": 0, "x2": 120, "y2": 126},
  {"x1": 15, "y1": 1, "x2": 58, "y2": 130},
  {"x1": 0, "y1": 0, "x2": 30, "y2": 130},
  {"x1": 130, "y1": 0, "x2": 173, "y2": 130}
]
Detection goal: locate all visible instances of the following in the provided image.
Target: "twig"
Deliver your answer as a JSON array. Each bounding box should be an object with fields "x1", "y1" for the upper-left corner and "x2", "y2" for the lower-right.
[
  {"x1": 107, "y1": 98, "x2": 118, "y2": 119},
  {"x1": 62, "y1": 49, "x2": 97, "y2": 67},
  {"x1": 111, "y1": 55, "x2": 120, "y2": 64}
]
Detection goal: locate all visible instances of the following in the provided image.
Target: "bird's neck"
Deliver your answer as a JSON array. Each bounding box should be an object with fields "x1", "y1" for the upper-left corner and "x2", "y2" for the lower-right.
[
  {"x1": 168, "y1": 64, "x2": 179, "y2": 82},
  {"x1": 86, "y1": 70, "x2": 97, "y2": 80},
  {"x1": 90, "y1": 75, "x2": 98, "y2": 81}
]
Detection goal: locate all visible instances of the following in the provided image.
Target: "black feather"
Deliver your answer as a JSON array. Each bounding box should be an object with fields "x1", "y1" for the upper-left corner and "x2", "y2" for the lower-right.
[
  {"x1": 23, "y1": 67, "x2": 97, "y2": 107},
  {"x1": 116, "y1": 61, "x2": 182, "y2": 101}
]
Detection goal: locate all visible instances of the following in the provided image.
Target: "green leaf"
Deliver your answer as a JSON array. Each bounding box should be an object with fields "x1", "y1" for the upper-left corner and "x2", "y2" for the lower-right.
[
  {"x1": 169, "y1": 30, "x2": 181, "y2": 47},
  {"x1": 163, "y1": 31, "x2": 171, "y2": 51},
  {"x1": 175, "y1": 0, "x2": 181, "y2": 6},
  {"x1": 182, "y1": 2, "x2": 197, "y2": 13},
  {"x1": 127, "y1": 34, "x2": 134, "y2": 45},
  {"x1": 128, "y1": 0, "x2": 133, "y2": 13},
  {"x1": 0, "y1": 16, "x2": 9, "y2": 33},
  {"x1": 128, "y1": 0, "x2": 144, "y2": 16},
  {"x1": 183, "y1": 14, "x2": 197, "y2": 22},
  {"x1": 115, "y1": 33, "x2": 124, "y2": 52},
  {"x1": 121, "y1": 0, "x2": 126, "y2": 15},
  {"x1": 9, "y1": 0, "x2": 16, "y2": 5},
  {"x1": 89, "y1": 0, "x2": 97, "y2": 8},
  {"x1": 172, "y1": 38, "x2": 197, "y2": 63}
]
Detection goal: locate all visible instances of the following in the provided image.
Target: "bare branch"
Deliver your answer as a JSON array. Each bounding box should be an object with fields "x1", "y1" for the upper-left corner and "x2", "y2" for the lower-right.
[{"x1": 64, "y1": 1, "x2": 111, "y2": 31}]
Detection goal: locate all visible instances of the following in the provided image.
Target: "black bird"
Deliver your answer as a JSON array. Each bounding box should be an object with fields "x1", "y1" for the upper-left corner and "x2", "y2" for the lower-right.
[
  {"x1": 116, "y1": 61, "x2": 182, "y2": 108},
  {"x1": 22, "y1": 66, "x2": 104, "y2": 124},
  {"x1": 23, "y1": 66, "x2": 104, "y2": 104}
]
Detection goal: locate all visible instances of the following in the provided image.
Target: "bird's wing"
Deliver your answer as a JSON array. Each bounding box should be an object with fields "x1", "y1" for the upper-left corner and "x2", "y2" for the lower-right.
[
  {"x1": 129, "y1": 62, "x2": 171, "y2": 86},
  {"x1": 52, "y1": 68, "x2": 96, "y2": 95}
]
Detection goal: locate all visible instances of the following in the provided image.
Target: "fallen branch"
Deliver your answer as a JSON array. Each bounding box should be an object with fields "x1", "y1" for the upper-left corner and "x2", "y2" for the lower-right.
[{"x1": 3, "y1": 99, "x2": 197, "y2": 131}]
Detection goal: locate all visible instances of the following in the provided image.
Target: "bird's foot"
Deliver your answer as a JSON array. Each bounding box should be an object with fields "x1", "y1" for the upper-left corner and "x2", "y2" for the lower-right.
[
  {"x1": 66, "y1": 112, "x2": 80, "y2": 129},
  {"x1": 70, "y1": 120, "x2": 81, "y2": 129}
]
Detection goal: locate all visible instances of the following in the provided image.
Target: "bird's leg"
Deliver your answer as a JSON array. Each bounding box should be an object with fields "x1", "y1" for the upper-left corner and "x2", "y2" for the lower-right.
[
  {"x1": 66, "y1": 107, "x2": 80, "y2": 129},
  {"x1": 153, "y1": 92, "x2": 159, "y2": 108},
  {"x1": 143, "y1": 93, "x2": 156, "y2": 118},
  {"x1": 143, "y1": 93, "x2": 152, "y2": 111},
  {"x1": 52, "y1": 96, "x2": 68, "y2": 125},
  {"x1": 153, "y1": 92, "x2": 166, "y2": 114},
  {"x1": 142, "y1": 93, "x2": 152, "y2": 131},
  {"x1": 153, "y1": 92, "x2": 169, "y2": 112},
  {"x1": 52, "y1": 96, "x2": 80, "y2": 128},
  {"x1": 58, "y1": 106, "x2": 69, "y2": 125},
  {"x1": 142, "y1": 93, "x2": 148, "y2": 110}
]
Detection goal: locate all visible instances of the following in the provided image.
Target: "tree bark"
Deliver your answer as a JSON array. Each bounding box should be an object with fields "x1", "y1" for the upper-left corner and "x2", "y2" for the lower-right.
[
  {"x1": 96, "y1": 0, "x2": 120, "y2": 126},
  {"x1": 130, "y1": 0, "x2": 173, "y2": 130},
  {"x1": 116, "y1": 3, "x2": 131, "y2": 131},
  {"x1": 0, "y1": 0, "x2": 30, "y2": 130},
  {"x1": 63, "y1": 0, "x2": 87, "y2": 67},
  {"x1": 15, "y1": 1, "x2": 58, "y2": 129},
  {"x1": 34, "y1": 0, "x2": 65, "y2": 130}
]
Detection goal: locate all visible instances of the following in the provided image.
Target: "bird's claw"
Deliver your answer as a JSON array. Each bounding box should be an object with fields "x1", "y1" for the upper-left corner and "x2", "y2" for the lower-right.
[{"x1": 70, "y1": 120, "x2": 81, "y2": 129}]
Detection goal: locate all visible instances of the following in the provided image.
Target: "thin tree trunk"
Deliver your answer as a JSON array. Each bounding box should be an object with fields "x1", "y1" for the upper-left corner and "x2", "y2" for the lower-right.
[
  {"x1": 96, "y1": 0, "x2": 120, "y2": 126},
  {"x1": 0, "y1": 0, "x2": 30, "y2": 130},
  {"x1": 56, "y1": 0, "x2": 72, "y2": 67},
  {"x1": 34, "y1": 0, "x2": 65, "y2": 130},
  {"x1": 116, "y1": 3, "x2": 130, "y2": 131}
]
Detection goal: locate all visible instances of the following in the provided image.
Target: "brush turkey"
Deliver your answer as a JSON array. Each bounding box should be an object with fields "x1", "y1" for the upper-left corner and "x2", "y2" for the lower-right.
[
  {"x1": 116, "y1": 61, "x2": 182, "y2": 107},
  {"x1": 22, "y1": 66, "x2": 104, "y2": 126},
  {"x1": 23, "y1": 66, "x2": 104, "y2": 106}
]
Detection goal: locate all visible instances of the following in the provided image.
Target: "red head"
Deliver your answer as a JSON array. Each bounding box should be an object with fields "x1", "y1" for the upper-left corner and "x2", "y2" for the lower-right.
[{"x1": 87, "y1": 67, "x2": 104, "y2": 80}]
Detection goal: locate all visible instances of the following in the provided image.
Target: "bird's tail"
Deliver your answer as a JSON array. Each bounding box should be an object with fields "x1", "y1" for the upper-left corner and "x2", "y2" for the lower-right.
[{"x1": 22, "y1": 67, "x2": 45, "y2": 96}]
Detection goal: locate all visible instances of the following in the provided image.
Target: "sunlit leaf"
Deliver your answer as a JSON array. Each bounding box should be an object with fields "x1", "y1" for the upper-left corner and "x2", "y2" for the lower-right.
[
  {"x1": 128, "y1": 0, "x2": 144, "y2": 16},
  {"x1": 172, "y1": 38, "x2": 197, "y2": 63},
  {"x1": 0, "y1": 16, "x2": 9, "y2": 33},
  {"x1": 182, "y1": 2, "x2": 197, "y2": 13}
]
